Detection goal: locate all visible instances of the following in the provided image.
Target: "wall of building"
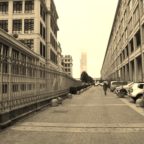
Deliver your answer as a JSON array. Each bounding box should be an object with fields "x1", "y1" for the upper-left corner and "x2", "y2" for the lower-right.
[
  {"x1": 62, "y1": 55, "x2": 73, "y2": 77},
  {"x1": 0, "y1": 0, "x2": 60, "y2": 70},
  {"x1": 0, "y1": 29, "x2": 80, "y2": 112},
  {"x1": 101, "y1": 0, "x2": 144, "y2": 82}
]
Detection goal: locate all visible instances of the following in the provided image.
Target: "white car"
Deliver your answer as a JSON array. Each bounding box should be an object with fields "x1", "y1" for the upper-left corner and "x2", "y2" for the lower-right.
[
  {"x1": 94, "y1": 82, "x2": 99, "y2": 86},
  {"x1": 110, "y1": 81, "x2": 127, "y2": 92},
  {"x1": 115, "y1": 82, "x2": 134, "y2": 96},
  {"x1": 99, "y1": 82, "x2": 104, "y2": 86},
  {"x1": 129, "y1": 83, "x2": 144, "y2": 101}
]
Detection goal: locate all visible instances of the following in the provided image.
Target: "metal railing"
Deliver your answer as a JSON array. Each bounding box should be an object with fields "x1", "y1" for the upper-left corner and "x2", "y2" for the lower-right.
[{"x1": 0, "y1": 55, "x2": 80, "y2": 112}]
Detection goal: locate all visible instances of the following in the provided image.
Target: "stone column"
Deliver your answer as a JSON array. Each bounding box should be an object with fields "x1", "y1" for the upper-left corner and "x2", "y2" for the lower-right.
[
  {"x1": 0, "y1": 45, "x2": 3, "y2": 101},
  {"x1": 134, "y1": 58, "x2": 137, "y2": 82},
  {"x1": 8, "y1": 46, "x2": 12, "y2": 102},
  {"x1": 8, "y1": 0, "x2": 13, "y2": 34},
  {"x1": 138, "y1": 0, "x2": 144, "y2": 81}
]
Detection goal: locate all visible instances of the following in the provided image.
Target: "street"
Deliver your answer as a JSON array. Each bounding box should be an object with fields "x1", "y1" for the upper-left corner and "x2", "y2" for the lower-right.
[{"x1": 1, "y1": 86, "x2": 144, "y2": 144}]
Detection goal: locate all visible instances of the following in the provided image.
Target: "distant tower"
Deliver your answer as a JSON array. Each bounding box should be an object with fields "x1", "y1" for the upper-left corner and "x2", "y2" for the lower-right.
[{"x1": 80, "y1": 52, "x2": 87, "y2": 74}]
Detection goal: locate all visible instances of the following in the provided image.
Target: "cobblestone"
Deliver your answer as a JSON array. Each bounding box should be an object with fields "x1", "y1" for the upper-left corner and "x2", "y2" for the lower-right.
[{"x1": 1, "y1": 86, "x2": 144, "y2": 144}]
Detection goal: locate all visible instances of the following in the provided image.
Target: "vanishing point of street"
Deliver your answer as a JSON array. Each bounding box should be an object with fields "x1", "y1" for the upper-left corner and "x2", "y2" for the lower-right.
[{"x1": 1, "y1": 86, "x2": 144, "y2": 144}]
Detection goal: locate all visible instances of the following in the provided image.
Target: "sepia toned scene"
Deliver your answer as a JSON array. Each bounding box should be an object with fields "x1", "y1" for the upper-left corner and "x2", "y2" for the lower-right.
[{"x1": 1, "y1": 0, "x2": 144, "y2": 143}]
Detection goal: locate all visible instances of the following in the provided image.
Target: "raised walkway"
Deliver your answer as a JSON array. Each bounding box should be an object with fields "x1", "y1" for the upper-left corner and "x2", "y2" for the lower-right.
[{"x1": 1, "y1": 86, "x2": 144, "y2": 144}]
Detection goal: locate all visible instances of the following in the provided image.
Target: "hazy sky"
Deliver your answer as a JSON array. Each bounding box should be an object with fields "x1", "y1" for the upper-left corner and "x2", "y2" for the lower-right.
[{"x1": 54, "y1": 0, "x2": 119, "y2": 78}]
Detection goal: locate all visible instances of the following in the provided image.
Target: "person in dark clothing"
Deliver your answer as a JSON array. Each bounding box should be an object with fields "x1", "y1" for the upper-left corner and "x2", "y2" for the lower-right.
[{"x1": 103, "y1": 82, "x2": 108, "y2": 95}]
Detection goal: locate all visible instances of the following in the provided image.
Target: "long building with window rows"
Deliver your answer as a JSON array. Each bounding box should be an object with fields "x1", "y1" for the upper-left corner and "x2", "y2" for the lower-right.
[
  {"x1": 0, "y1": 0, "x2": 76, "y2": 127},
  {"x1": 0, "y1": 0, "x2": 59, "y2": 69},
  {"x1": 101, "y1": 0, "x2": 144, "y2": 82}
]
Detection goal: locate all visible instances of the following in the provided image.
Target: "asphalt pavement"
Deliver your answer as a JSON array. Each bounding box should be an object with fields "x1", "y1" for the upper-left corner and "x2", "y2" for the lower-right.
[{"x1": 1, "y1": 86, "x2": 144, "y2": 144}]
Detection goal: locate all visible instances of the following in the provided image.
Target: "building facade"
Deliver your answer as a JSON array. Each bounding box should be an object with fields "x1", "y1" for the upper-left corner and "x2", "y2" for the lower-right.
[
  {"x1": 101, "y1": 0, "x2": 144, "y2": 82},
  {"x1": 62, "y1": 55, "x2": 73, "y2": 77},
  {"x1": 0, "y1": 0, "x2": 59, "y2": 68},
  {"x1": 57, "y1": 42, "x2": 63, "y2": 71},
  {"x1": 80, "y1": 52, "x2": 87, "y2": 74},
  {"x1": 0, "y1": 28, "x2": 81, "y2": 126}
]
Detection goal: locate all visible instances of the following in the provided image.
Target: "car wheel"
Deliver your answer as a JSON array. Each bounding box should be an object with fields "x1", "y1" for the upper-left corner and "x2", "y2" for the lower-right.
[
  {"x1": 133, "y1": 94, "x2": 143, "y2": 102},
  {"x1": 118, "y1": 89, "x2": 127, "y2": 97}
]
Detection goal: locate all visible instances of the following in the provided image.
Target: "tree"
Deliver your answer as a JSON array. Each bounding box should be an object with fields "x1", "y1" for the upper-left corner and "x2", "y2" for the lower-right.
[
  {"x1": 80, "y1": 71, "x2": 94, "y2": 83},
  {"x1": 80, "y1": 71, "x2": 89, "y2": 83},
  {"x1": 88, "y1": 76, "x2": 94, "y2": 83}
]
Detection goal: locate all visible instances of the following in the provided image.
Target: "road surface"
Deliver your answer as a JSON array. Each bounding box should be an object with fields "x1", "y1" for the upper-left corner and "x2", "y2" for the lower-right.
[{"x1": 1, "y1": 86, "x2": 144, "y2": 144}]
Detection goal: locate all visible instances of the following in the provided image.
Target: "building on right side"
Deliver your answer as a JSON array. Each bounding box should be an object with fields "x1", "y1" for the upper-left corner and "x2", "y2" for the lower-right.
[{"x1": 101, "y1": 0, "x2": 144, "y2": 82}]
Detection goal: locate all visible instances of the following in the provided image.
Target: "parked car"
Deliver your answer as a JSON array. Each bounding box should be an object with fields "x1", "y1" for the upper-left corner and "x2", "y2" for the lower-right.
[
  {"x1": 99, "y1": 82, "x2": 104, "y2": 86},
  {"x1": 110, "y1": 81, "x2": 127, "y2": 92},
  {"x1": 94, "y1": 81, "x2": 100, "y2": 86},
  {"x1": 115, "y1": 82, "x2": 134, "y2": 97},
  {"x1": 129, "y1": 83, "x2": 144, "y2": 101}
]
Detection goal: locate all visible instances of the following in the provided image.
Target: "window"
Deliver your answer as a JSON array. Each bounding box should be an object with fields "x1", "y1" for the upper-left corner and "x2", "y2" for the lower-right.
[
  {"x1": 0, "y1": 2, "x2": 8, "y2": 14},
  {"x1": 51, "y1": 17, "x2": 58, "y2": 37},
  {"x1": 0, "y1": 44, "x2": 2, "y2": 72},
  {"x1": 12, "y1": 84, "x2": 19, "y2": 92},
  {"x1": 125, "y1": 29, "x2": 128, "y2": 40},
  {"x1": 0, "y1": 20, "x2": 8, "y2": 32},
  {"x1": 43, "y1": 27, "x2": 46, "y2": 39},
  {"x1": 13, "y1": 1, "x2": 22, "y2": 13},
  {"x1": 40, "y1": 42, "x2": 46, "y2": 58},
  {"x1": 135, "y1": 30, "x2": 141, "y2": 47},
  {"x1": 24, "y1": 19, "x2": 34, "y2": 33},
  {"x1": 126, "y1": 46, "x2": 129, "y2": 57},
  {"x1": 20, "y1": 39, "x2": 34, "y2": 49},
  {"x1": 128, "y1": 18, "x2": 132, "y2": 35},
  {"x1": 27, "y1": 84, "x2": 32, "y2": 90},
  {"x1": 2, "y1": 44, "x2": 9, "y2": 73},
  {"x1": 11, "y1": 49, "x2": 19, "y2": 74},
  {"x1": 50, "y1": 49, "x2": 57, "y2": 64},
  {"x1": 43, "y1": 45, "x2": 46, "y2": 58},
  {"x1": 130, "y1": 39, "x2": 134, "y2": 53},
  {"x1": 40, "y1": 22, "x2": 46, "y2": 39},
  {"x1": 40, "y1": 5, "x2": 46, "y2": 22},
  {"x1": 2, "y1": 84, "x2": 8, "y2": 94},
  {"x1": 20, "y1": 54, "x2": 26, "y2": 75},
  {"x1": 25, "y1": 0, "x2": 34, "y2": 13},
  {"x1": 21, "y1": 84, "x2": 26, "y2": 91},
  {"x1": 40, "y1": 42, "x2": 43, "y2": 57},
  {"x1": 13, "y1": 19, "x2": 22, "y2": 33},
  {"x1": 133, "y1": 7, "x2": 139, "y2": 25},
  {"x1": 50, "y1": 33, "x2": 57, "y2": 50},
  {"x1": 122, "y1": 50, "x2": 125, "y2": 60},
  {"x1": 27, "y1": 57, "x2": 33, "y2": 77},
  {"x1": 40, "y1": 22, "x2": 42, "y2": 36},
  {"x1": 124, "y1": 10, "x2": 127, "y2": 24}
]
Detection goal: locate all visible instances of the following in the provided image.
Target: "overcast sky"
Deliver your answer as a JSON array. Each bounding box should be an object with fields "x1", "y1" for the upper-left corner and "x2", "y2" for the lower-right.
[{"x1": 54, "y1": 0, "x2": 119, "y2": 78}]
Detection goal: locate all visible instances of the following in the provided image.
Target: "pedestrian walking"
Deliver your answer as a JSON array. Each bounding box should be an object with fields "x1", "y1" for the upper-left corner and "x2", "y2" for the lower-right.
[{"x1": 103, "y1": 82, "x2": 108, "y2": 95}]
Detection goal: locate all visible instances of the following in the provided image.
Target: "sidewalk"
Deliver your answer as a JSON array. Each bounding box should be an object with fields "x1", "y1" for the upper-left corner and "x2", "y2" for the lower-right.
[{"x1": 1, "y1": 86, "x2": 144, "y2": 144}]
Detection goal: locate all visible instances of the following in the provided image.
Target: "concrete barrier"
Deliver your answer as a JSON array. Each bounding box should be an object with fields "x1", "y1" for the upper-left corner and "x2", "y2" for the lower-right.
[
  {"x1": 57, "y1": 97, "x2": 63, "y2": 104},
  {"x1": 67, "y1": 93, "x2": 72, "y2": 99},
  {"x1": 136, "y1": 98, "x2": 144, "y2": 107},
  {"x1": 51, "y1": 99, "x2": 59, "y2": 107}
]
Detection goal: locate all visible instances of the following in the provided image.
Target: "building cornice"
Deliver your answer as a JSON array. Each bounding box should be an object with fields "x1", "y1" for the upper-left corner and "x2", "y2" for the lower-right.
[{"x1": 0, "y1": 28, "x2": 39, "y2": 59}]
